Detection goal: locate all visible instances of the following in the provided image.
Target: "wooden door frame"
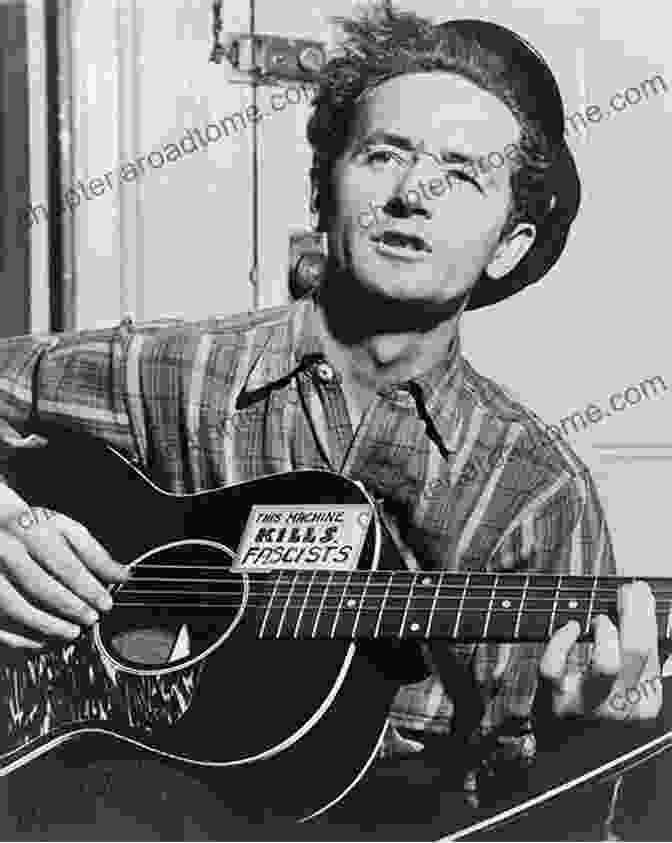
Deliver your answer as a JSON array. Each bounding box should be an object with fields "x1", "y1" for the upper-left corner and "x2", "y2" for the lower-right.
[{"x1": 0, "y1": 0, "x2": 32, "y2": 337}]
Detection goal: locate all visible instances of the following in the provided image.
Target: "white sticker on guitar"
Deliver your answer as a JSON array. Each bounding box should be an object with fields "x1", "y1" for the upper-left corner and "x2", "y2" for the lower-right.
[{"x1": 234, "y1": 505, "x2": 372, "y2": 570}]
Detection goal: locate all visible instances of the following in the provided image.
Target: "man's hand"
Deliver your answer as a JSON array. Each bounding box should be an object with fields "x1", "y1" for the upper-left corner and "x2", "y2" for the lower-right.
[
  {"x1": 0, "y1": 487, "x2": 127, "y2": 649},
  {"x1": 539, "y1": 581, "x2": 662, "y2": 721}
]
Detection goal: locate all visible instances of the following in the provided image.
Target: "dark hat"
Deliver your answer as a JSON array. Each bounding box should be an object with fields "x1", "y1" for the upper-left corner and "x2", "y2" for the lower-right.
[{"x1": 435, "y1": 19, "x2": 581, "y2": 311}]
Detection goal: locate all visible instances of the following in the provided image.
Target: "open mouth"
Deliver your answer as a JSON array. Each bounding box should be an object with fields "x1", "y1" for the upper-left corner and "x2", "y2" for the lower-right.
[{"x1": 372, "y1": 231, "x2": 432, "y2": 254}]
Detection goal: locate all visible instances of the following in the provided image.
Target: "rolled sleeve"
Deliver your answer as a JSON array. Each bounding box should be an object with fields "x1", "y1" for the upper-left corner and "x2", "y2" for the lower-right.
[
  {"x1": 0, "y1": 322, "x2": 182, "y2": 469},
  {"x1": 0, "y1": 334, "x2": 58, "y2": 430},
  {"x1": 34, "y1": 327, "x2": 135, "y2": 452}
]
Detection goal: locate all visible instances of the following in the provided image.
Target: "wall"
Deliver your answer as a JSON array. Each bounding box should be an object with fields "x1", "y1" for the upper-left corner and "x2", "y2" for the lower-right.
[{"x1": 0, "y1": 0, "x2": 30, "y2": 338}]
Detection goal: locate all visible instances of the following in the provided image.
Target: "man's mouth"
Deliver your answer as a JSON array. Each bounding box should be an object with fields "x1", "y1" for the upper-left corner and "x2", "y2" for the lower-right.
[{"x1": 371, "y1": 230, "x2": 433, "y2": 258}]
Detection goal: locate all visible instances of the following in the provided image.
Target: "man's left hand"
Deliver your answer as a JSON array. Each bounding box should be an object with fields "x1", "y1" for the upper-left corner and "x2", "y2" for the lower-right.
[{"x1": 538, "y1": 581, "x2": 662, "y2": 721}]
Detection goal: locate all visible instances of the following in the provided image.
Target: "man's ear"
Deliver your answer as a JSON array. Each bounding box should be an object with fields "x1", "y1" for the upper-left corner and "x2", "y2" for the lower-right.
[{"x1": 485, "y1": 222, "x2": 537, "y2": 280}]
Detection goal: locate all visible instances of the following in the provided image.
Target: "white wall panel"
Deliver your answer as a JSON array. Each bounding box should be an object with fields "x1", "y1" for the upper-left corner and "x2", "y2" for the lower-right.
[
  {"x1": 70, "y1": 0, "x2": 254, "y2": 328},
  {"x1": 69, "y1": 0, "x2": 123, "y2": 328},
  {"x1": 26, "y1": 0, "x2": 50, "y2": 333},
  {"x1": 133, "y1": 0, "x2": 255, "y2": 321},
  {"x1": 592, "y1": 447, "x2": 672, "y2": 577}
]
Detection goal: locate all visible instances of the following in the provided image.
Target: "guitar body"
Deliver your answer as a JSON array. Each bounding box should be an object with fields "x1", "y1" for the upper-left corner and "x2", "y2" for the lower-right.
[{"x1": 0, "y1": 434, "x2": 405, "y2": 823}]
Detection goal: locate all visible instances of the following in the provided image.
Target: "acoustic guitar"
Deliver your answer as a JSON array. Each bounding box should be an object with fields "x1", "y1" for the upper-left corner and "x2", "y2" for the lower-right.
[{"x1": 1, "y1": 433, "x2": 671, "y2": 839}]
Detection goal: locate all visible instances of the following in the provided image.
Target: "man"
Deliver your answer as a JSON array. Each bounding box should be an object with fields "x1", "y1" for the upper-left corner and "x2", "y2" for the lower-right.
[{"x1": 0, "y1": 0, "x2": 661, "y2": 834}]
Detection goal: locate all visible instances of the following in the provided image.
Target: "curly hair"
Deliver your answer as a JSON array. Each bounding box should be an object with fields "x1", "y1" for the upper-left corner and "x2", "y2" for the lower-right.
[{"x1": 306, "y1": 1, "x2": 556, "y2": 240}]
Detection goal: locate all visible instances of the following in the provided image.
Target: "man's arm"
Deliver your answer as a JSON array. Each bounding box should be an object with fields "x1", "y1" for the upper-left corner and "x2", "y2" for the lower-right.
[{"x1": 0, "y1": 320, "x2": 185, "y2": 648}]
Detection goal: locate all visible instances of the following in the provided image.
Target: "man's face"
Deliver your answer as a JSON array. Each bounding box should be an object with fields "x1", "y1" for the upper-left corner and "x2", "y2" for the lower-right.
[{"x1": 327, "y1": 72, "x2": 532, "y2": 308}]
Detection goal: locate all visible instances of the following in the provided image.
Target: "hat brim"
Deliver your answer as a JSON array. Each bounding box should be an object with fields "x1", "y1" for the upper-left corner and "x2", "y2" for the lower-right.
[
  {"x1": 467, "y1": 140, "x2": 581, "y2": 310},
  {"x1": 434, "y1": 19, "x2": 581, "y2": 310}
]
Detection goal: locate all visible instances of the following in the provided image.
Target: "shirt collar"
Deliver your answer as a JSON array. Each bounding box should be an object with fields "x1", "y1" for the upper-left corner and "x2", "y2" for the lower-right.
[
  {"x1": 242, "y1": 298, "x2": 323, "y2": 394},
  {"x1": 410, "y1": 335, "x2": 465, "y2": 452},
  {"x1": 243, "y1": 296, "x2": 465, "y2": 452}
]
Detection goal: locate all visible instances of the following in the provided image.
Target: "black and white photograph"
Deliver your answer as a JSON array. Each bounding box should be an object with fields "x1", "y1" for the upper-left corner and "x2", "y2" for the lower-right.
[{"x1": 0, "y1": 0, "x2": 670, "y2": 839}]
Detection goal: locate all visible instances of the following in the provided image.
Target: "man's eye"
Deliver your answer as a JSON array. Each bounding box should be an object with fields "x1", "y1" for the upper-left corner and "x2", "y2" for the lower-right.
[{"x1": 364, "y1": 148, "x2": 405, "y2": 167}]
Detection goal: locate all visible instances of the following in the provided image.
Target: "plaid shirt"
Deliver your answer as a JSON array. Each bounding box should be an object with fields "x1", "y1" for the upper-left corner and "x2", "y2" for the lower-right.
[{"x1": 0, "y1": 297, "x2": 615, "y2": 741}]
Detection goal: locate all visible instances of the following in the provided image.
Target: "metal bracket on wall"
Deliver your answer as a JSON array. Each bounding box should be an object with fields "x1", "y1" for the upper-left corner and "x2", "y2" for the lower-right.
[
  {"x1": 211, "y1": 32, "x2": 326, "y2": 84},
  {"x1": 208, "y1": 2, "x2": 326, "y2": 309}
]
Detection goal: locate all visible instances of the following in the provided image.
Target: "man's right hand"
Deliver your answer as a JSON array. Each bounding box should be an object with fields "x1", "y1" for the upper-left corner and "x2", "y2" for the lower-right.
[{"x1": 0, "y1": 486, "x2": 127, "y2": 649}]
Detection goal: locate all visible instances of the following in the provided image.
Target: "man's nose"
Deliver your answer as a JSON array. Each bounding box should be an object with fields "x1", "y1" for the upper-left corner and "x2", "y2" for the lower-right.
[
  {"x1": 383, "y1": 153, "x2": 440, "y2": 219},
  {"x1": 381, "y1": 194, "x2": 430, "y2": 220}
]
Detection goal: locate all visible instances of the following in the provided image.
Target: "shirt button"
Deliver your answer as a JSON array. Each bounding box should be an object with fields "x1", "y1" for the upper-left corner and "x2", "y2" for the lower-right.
[{"x1": 315, "y1": 361, "x2": 335, "y2": 383}]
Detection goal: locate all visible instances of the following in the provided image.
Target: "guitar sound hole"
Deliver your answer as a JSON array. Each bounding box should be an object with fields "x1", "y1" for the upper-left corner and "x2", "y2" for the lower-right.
[
  {"x1": 109, "y1": 624, "x2": 189, "y2": 666},
  {"x1": 97, "y1": 540, "x2": 245, "y2": 671}
]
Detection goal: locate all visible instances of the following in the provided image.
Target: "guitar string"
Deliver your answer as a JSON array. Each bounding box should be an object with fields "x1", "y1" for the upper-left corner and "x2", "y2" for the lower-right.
[
  {"x1": 109, "y1": 596, "x2": 672, "y2": 613},
  {"x1": 117, "y1": 584, "x2": 671, "y2": 598},
  {"x1": 112, "y1": 587, "x2": 672, "y2": 602},
  {"x1": 113, "y1": 583, "x2": 672, "y2": 602},
  {"x1": 118, "y1": 589, "x2": 648, "y2": 601},
  {"x1": 121, "y1": 570, "x2": 672, "y2": 594},
  {"x1": 113, "y1": 582, "x2": 672, "y2": 598},
  {"x1": 110, "y1": 598, "x2": 672, "y2": 618},
  {"x1": 110, "y1": 603, "x2": 672, "y2": 618},
  {"x1": 125, "y1": 565, "x2": 672, "y2": 591},
  {"x1": 107, "y1": 602, "x2": 672, "y2": 617}
]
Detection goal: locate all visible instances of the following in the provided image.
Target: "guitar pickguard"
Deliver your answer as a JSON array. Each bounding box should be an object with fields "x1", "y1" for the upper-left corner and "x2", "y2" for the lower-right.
[{"x1": 0, "y1": 633, "x2": 202, "y2": 755}]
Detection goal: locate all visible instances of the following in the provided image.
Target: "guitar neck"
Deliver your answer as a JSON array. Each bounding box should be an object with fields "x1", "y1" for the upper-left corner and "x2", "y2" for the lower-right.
[{"x1": 251, "y1": 570, "x2": 672, "y2": 642}]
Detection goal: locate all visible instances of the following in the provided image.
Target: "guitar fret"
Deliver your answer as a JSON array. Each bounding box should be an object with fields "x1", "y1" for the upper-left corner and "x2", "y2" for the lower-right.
[
  {"x1": 330, "y1": 571, "x2": 354, "y2": 639},
  {"x1": 258, "y1": 572, "x2": 284, "y2": 639},
  {"x1": 373, "y1": 573, "x2": 393, "y2": 638},
  {"x1": 549, "y1": 575, "x2": 562, "y2": 637},
  {"x1": 585, "y1": 576, "x2": 598, "y2": 635},
  {"x1": 351, "y1": 571, "x2": 373, "y2": 638},
  {"x1": 293, "y1": 569, "x2": 317, "y2": 639},
  {"x1": 482, "y1": 573, "x2": 499, "y2": 638},
  {"x1": 275, "y1": 572, "x2": 299, "y2": 639},
  {"x1": 397, "y1": 574, "x2": 414, "y2": 639},
  {"x1": 453, "y1": 572, "x2": 471, "y2": 638},
  {"x1": 311, "y1": 570, "x2": 334, "y2": 639},
  {"x1": 514, "y1": 574, "x2": 530, "y2": 640},
  {"x1": 426, "y1": 572, "x2": 444, "y2": 637}
]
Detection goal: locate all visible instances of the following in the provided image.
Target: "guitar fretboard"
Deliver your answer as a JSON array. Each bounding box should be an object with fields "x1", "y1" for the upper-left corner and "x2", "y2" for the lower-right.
[{"x1": 248, "y1": 570, "x2": 672, "y2": 643}]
